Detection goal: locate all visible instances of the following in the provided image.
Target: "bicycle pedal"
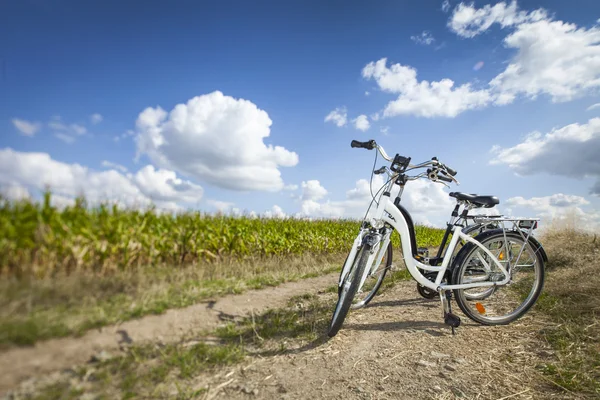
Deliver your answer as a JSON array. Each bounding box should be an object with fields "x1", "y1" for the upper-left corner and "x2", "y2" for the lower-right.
[{"x1": 444, "y1": 312, "x2": 461, "y2": 328}]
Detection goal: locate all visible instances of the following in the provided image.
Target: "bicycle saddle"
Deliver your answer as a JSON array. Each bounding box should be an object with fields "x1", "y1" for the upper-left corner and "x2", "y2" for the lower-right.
[{"x1": 449, "y1": 192, "x2": 499, "y2": 208}]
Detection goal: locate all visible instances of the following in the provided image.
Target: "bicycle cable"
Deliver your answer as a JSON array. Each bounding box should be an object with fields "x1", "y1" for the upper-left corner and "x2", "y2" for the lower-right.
[
  {"x1": 369, "y1": 149, "x2": 378, "y2": 203},
  {"x1": 360, "y1": 173, "x2": 394, "y2": 226}
]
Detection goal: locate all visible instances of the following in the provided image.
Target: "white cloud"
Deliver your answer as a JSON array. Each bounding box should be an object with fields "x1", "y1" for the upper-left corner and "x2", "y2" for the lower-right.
[
  {"x1": 101, "y1": 160, "x2": 128, "y2": 173},
  {"x1": 12, "y1": 119, "x2": 41, "y2": 136},
  {"x1": 448, "y1": 0, "x2": 547, "y2": 38},
  {"x1": 263, "y1": 204, "x2": 286, "y2": 218},
  {"x1": 352, "y1": 114, "x2": 370, "y2": 131},
  {"x1": 0, "y1": 184, "x2": 30, "y2": 201},
  {"x1": 505, "y1": 193, "x2": 599, "y2": 231},
  {"x1": 380, "y1": 126, "x2": 390, "y2": 135},
  {"x1": 410, "y1": 31, "x2": 436, "y2": 45},
  {"x1": 490, "y1": 118, "x2": 600, "y2": 194},
  {"x1": 283, "y1": 184, "x2": 298, "y2": 191},
  {"x1": 587, "y1": 103, "x2": 600, "y2": 111},
  {"x1": 90, "y1": 113, "x2": 103, "y2": 124},
  {"x1": 298, "y1": 174, "x2": 454, "y2": 226},
  {"x1": 135, "y1": 91, "x2": 298, "y2": 192},
  {"x1": 489, "y1": 18, "x2": 600, "y2": 103},
  {"x1": 324, "y1": 107, "x2": 348, "y2": 127},
  {"x1": 132, "y1": 165, "x2": 204, "y2": 204},
  {"x1": 365, "y1": 91, "x2": 370, "y2": 96},
  {"x1": 0, "y1": 148, "x2": 203, "y2": 211},
  {"x1": 362, "y1": 58, "x2": 492, "y2": 118},
  {"x1": 507, "y1": 194, "x2": 589, "y2": 210},
  {"x1": 206, "y1": 199, "x2": 235, "y2": 212},
  {"x1": 359, "y1": 2, "x2": 600, "y2": 119},
  {"x1": 449, "y1": 1, "x2": 600, "y2": 104},
  {"x1": 48, "y1": 116, "x2": 89, "y2": 143},
  {"x1": 441, "y1": 0, "x2": 451, "y2": 13},
  {"x1": 114, "y1": 129, "x2": 135, "y2": 143},
  {"x1": 301, "y1": 180, "x2": 327, "y2": 201},
  {"x1": 55, "y1": 133, "x2": 75, "y2": 144}
]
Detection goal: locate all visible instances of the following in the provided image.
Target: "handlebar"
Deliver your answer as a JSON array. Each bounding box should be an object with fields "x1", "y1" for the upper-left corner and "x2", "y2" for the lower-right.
[
  {"x1": 351, "y1": 139, "x2": 459, "y2": 186},
  {"x1": 350, "y1": 140, "x2": 376, "y2": 150}
]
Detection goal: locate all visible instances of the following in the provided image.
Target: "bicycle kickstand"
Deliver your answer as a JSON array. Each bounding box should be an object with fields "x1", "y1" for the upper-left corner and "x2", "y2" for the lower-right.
[{"x1": 439, "y1": 289, "x2": 461, "y2": 335}]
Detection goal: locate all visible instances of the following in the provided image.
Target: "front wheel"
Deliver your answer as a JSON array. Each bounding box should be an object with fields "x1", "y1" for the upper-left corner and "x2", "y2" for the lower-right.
[
  {"x1": 452, "y1": 231, "x2": 545, "y2": 326},
  {"x1": 351, "y1": 241, "x2": 392, "y2": 309},
  {"x1": 328, "y1": 243, "x2": 372, "y2": 337}
]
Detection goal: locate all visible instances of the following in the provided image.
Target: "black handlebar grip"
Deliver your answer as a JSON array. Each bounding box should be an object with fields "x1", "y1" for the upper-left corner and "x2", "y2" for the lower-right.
[
  {"x1": 351, "y1": 140, "x2": 376, "y2": 150},
  {"x1": 438, "y1": 174, "x2": 452, "y2": 182},
  {"x1": 445, "y1": 165, "x2": 457, "y2": 176}
]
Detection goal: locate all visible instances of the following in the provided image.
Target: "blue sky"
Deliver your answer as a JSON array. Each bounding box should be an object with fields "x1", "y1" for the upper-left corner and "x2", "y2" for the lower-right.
[{"x1": 1, "y1": 0, "x2": 599, "y2": 228}]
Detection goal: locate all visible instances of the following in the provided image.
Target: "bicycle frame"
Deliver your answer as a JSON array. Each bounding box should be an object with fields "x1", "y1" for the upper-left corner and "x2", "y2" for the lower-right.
[{"x1": 339, "y1": 190, "x2": 514, "y2": 294}]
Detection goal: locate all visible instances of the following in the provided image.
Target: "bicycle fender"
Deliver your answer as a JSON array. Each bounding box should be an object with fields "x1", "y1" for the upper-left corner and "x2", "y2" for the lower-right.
[{"x1": 450, "y1": 228, "x2": 547, "y2": 274}]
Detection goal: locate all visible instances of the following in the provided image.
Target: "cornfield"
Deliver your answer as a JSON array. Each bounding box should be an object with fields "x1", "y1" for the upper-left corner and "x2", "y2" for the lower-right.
[{"x1": 0, "y1": 192, "x2": 445, "y2": 278}]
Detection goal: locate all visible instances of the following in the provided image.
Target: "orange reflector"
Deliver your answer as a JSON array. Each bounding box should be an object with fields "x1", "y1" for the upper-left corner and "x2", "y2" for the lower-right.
[
  {"x1": 498, "y1": 251, "x2": 505, "y2": 260},
  {"x1": 475, "y1": 302, "x2": 486, "y2": 314}
]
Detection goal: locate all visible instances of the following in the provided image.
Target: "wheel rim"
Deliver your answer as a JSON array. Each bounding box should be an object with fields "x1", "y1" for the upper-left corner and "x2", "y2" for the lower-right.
[
  {"x1": 350, "y1": 243, "x2": 390, "y2": 309},
  {"x1": 456, "y1": 235, "x2": 542, "y2": 323}
]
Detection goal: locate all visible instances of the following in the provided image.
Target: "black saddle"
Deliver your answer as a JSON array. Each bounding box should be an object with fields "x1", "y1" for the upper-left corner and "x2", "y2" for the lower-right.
[{"x1": 449, "y1": 192, "x2": 499, "y2": 208}]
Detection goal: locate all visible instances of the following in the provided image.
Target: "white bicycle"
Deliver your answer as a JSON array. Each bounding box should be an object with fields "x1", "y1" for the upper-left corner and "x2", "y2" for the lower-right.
[{"x1": 328, "y1": 140, "x2": 547, "y2": 337}]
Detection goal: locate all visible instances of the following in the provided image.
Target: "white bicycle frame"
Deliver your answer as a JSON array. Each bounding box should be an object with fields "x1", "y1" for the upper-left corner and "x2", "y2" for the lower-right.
[{"x1": 338, "y1": 188, "x2": 514, "y2": 295}]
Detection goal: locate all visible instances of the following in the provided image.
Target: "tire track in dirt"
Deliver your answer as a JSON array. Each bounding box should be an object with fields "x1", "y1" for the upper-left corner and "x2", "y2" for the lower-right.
[{"x1": 0, "y1": 272, "x2": 339, "y2": 394}]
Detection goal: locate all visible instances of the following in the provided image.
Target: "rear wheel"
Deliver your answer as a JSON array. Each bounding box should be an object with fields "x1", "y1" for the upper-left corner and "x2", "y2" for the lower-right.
[
  {"x1": 452, "y1": 231, "x2": 545, "y2": 325},
  {"x1": 328, "y1": 244, "x2": 372, "y2": 337}
]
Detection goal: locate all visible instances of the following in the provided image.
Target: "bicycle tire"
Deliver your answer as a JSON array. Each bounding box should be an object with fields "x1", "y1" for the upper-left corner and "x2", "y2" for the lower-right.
[
  {"x1": 351, "y1": 241, "x2": 392, "y2": 309},
  {"x1": 327, "y1": 243, "x2": 372, "y2": 338},
  {"x1": 452, "y1": 230, "x2": 545, "y2": 326}
]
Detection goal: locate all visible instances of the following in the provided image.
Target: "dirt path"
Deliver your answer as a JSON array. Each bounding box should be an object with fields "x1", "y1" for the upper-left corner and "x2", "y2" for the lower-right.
[
  {"x1": 0, "y1": 272, "x2": 339, "y2": 394},
  {"x1": 186, "y1": 282, "x2": 570, "y2": 400},
  {"x1": 3, "y1": 273, "x2": 574, "y2": 400}
]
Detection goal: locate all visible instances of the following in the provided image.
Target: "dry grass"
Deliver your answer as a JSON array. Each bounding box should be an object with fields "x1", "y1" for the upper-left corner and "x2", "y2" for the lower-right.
[
  {"x1": 0, "y1": 252, "x2": 343, "y2": 349},
  {"x1": 535, "y1": 222, "x2": 600, "y2": 396}
]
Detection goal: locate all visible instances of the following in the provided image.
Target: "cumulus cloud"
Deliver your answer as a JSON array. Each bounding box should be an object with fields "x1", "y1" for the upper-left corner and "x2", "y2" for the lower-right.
[
  {"x1": 263, "y1": 205, "x2": 286, "y2": 218},
  {"x1": 12, "y1": 119, "x2": 41, "y2": 136},
  {"x1": 135, "y1": 91, "x2": 298, "y2": 192},
  {"x1": 489, "y1": 18, "x2": 600, "y2": 103},
  {"x1": 90, "y1": 113, "x2": 103, "y2": 124},
  {"x1": 352, "y1": 114, "x2": 370, "y2": 131},
  {"x1": 490, "y1": 118, "x2": 600, "y2": 194},
  {"x1": 450, "y1": 1, "x2": 600, "y2": 104},
  {"x1": 0, "y1": 184, "x2": 31, "y2": 201},
  {"x1": 505, "y1": 193, "x2": 599, "y2": 231},
  {"x1": 359, "y1": 1, "x2": 600, "y2": 118},
  {"x1": 101, "y1": 160, "x2": 128, "y2": 173},
  {"x1": 301, "y1": 180, "x2": 328, "y2": 201},
  {"x1": 362, "y1": 58, "x2": 492, "y2": 118},
  {"x1": 206, "y1": 199, "x2": 235, "y2": 212},
  {"x1": 410, "y1": 31, "x2": 436, "y2": 45},
  {"x1": 132, "y1": 165, "x2": 204, "y2": 204},
  {"x1": 448, "y1": 0, "x2": 547, "y2": 38},
  {"x1": 0, "y1": 148, "x2": 203, "y2": 211},
  {"x1": 298, "y1": 174, "x2": 454, "y2": 226},
  {"x1": 324, "y1": 107, "x2": 348, "y2": 127}
]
